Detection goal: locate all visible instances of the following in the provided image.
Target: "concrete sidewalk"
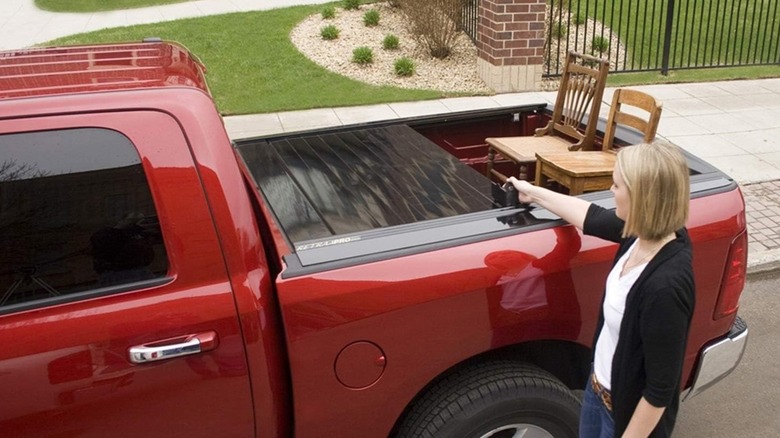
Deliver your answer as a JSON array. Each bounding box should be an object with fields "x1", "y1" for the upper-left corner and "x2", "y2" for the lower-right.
[
  {"x1": 3, "y1": 0, "x2": 779, "y2": 272},
  {"x1": 0, "y1": 0, "x2": 333, "y2": 50}
]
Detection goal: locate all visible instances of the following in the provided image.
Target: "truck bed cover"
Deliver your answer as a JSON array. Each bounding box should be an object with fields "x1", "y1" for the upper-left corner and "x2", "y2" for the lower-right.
[{"x1": 236, "y1": 124, "x2": 498, "y2": 243}]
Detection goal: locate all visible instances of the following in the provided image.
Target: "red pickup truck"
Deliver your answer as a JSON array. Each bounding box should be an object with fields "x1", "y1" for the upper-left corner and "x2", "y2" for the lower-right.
[{"x1": 0, "y1": 41, "x2": 748, "y2": 437}]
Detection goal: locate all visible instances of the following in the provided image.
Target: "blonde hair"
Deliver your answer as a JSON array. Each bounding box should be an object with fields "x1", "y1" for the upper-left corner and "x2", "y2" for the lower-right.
[{"x1": 616, "y1": 141, "x2": 690, "y2": 240}]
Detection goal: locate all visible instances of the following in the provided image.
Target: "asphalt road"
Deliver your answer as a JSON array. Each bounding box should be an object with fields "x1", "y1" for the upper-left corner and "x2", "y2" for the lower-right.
[{"x1": 675, "y1": 270, "x2": 780, "y2": 436}]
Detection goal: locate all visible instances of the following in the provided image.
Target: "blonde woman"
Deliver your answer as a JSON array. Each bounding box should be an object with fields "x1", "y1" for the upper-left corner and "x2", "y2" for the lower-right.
[{"x1": 506, "y1": 141, "x2": 694, "y2": 437}]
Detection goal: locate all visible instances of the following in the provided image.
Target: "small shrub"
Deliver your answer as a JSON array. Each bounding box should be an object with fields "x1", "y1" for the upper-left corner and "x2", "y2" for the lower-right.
[
  {"x1": 343, "y1": 0, "x2": 360, "y2": 10},
  {"x1": 394, "y1": 57, "x2": 415, "y2": 76},
  {"x1": 397, "y1": 0, "x2": 461, "y2": 59},
  {"x1": 573, "y1": 13, "x2": 586, "y2": 25},
  {"x1": 552, "y1": 22, "x2": 567, "y2": 39},
  {"x1": 352, "y1": 46, "x2": 374, "y2": 65},
  {"x1": 320, "y1": 24, "x2": 340, "y2": 40},
  {"x1": 591, "y1": 35, "x2": 609, "y2": 54},
  {"x1": 382, "y1": 34, "x2": 400, "y2": 50},
  {"x1": 363, "y1": 9, "x2": 380, "y2": 26},
  {"x1": 321, "y1": 6, "x2": 335, "y2": 19}
]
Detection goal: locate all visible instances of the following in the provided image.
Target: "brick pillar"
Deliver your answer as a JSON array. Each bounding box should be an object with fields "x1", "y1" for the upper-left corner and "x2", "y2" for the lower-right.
[{"x1": 477, "y1": 0, "x2": 546, "y2": 92}]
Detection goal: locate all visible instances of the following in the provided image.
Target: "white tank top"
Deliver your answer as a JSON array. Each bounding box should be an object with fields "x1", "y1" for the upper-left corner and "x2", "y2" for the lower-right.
[{"x1": 594, "y1": 240, "x2": 648, "y2": 390}]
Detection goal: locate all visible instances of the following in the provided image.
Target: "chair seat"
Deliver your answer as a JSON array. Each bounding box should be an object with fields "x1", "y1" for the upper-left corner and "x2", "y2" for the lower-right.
[
  {"x1": 486, "y1": 136, "x2": 574, "y2": 164},
  {"x1": 535, "y1": 151, "x2": 616, "y2": 195}
]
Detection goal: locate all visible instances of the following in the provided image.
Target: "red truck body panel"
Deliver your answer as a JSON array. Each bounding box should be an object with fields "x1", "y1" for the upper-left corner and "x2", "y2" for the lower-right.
[{"x1": 273, "y1": 189, "x2": 744, "y2": 437}]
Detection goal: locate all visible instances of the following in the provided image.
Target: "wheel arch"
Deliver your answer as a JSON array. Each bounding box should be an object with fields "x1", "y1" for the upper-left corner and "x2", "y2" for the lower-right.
[{"x1": 389, "y1": 339, "x2": 591, "y2": 437}]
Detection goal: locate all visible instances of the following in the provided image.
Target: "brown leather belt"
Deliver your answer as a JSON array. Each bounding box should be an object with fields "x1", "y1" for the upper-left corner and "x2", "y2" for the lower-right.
[{"x1": 591, "y1": 372, "x2": 613, "y2": 412}]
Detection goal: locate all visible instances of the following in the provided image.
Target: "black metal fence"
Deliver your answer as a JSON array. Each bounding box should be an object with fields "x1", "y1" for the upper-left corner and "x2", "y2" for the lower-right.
[
  {"x1": 460, "y1": 0, "x2": 780, "y2": 76},
  {"x1": 462, "y1": 0, "x2": 480, "y2": 44},
  {"x1": 544, "y1": 0, "x2": 780, "y2": 76}
]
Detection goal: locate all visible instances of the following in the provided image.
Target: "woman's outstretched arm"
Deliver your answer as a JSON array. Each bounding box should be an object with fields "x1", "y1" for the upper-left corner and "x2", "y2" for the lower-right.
[{"x1": 506, "y1": 176, "x2": 592, "y2": 230}]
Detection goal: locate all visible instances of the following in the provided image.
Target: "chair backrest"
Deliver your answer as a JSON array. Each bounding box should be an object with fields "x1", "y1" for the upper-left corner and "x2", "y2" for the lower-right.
[
  {"x1": 601, "y1": 88, "x2": 663, "y2": 151},
  {"x1": 541, "y1": 51, "x2": 610, "y2": 151}
]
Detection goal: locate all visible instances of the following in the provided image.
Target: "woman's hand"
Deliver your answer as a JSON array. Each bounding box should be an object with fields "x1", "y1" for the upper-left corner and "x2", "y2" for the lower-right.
[
  {"x1": 505, "y1": 176, "x2": 590, "y2": 231},
  {"x1": 506, "y1": 177, "x2": 535, "y2": 204}
]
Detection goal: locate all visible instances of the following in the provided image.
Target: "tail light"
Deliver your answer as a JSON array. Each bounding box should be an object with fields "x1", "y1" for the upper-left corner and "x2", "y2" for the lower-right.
[{"x1": 714, "y1": 230, "x2": 747, "y2": 320}]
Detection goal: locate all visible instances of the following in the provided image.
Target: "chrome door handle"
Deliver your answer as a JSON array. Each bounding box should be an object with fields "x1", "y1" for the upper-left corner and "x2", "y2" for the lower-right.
[{"x1": 129, "y1": 331, "x2": 218, "y2": 364}]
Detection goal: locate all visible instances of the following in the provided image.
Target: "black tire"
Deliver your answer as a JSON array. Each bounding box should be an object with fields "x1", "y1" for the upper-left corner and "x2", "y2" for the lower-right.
[{"x1": 394, "y1": 360, "x2": 580, "y2": 438}]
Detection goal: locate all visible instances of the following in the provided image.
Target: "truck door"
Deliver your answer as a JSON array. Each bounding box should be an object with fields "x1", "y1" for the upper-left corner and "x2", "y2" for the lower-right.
[{"x1": 0, "y1": 111, "x2": 254, "y2": 437}]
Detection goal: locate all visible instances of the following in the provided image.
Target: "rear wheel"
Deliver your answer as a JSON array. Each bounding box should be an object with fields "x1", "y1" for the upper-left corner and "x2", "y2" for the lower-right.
[{"x1": 395, "y1": 361, "x2": 580, "y2": 438}]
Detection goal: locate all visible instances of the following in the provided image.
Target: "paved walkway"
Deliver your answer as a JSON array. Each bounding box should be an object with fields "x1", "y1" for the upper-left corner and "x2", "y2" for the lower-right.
[
  {"x1": 3, "y1": 0, "x2": 780, "y2": 272},
  {"x1": 0, "y1": 0, "x2": 333, "y2": 50}
]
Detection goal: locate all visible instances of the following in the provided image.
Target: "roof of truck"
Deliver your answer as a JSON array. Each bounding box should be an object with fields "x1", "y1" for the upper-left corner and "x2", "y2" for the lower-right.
[{"x1": 0, "y1": 41, "x2": 209, "y2": 99}]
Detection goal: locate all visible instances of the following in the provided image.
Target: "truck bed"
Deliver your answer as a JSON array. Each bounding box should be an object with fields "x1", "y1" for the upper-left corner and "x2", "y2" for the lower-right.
[{"x1": 235, "y1": 104, "x2": 734, "y2": 277}]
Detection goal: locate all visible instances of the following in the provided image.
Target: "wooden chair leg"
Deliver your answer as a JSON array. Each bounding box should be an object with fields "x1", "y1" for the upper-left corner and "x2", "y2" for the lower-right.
[
  {"x1": 486, "y1": 146, "x2": 495, "y2": 179},
  {"x1": 519, "y1": 163, "x2": 529, "y2": 181},
  {"x1": 534, "y1": 161, "x2": 546, "y2": 187},
  {"x1": 569, "y1": 180, "x2": 585, "y2": 195}
]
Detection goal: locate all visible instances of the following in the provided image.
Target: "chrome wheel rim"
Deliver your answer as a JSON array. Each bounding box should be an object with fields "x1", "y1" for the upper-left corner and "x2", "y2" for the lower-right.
[{"x1": 478, "y1": 424, "x2": 554, "y2": 438}]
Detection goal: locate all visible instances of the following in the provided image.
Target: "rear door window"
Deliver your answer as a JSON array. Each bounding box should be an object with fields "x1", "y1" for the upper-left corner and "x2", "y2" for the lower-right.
[{"x1": 0, "y1": 128, "x2": 169, "y2": 313}]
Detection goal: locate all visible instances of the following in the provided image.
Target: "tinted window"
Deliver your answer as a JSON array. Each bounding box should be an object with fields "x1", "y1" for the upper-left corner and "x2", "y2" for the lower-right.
[{"x1": 0, "y1": 128, "x2": 168, "y2": 312}]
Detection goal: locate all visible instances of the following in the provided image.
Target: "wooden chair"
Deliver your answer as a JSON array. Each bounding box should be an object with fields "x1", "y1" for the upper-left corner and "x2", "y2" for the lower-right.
[
  {"x1": 485, "y1": 51, "x2": 610, "y2": 182},
  {"x1": 534, "y1": 88, "x2": 663, "y2": 195}
]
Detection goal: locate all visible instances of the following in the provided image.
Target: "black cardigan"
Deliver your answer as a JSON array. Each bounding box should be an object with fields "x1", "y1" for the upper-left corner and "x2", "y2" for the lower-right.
[{"x1": 584, "y1": 204, "x2": 695, "y2": 437}]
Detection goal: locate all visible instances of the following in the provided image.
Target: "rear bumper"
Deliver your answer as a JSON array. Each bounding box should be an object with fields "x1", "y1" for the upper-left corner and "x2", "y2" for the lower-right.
[{"x1": 683, "y1": 316, "x2": 748, "y2": 400}]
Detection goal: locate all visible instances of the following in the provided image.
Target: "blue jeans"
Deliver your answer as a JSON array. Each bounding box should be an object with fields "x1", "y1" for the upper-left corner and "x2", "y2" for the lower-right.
[{"x1": 580, "y1": 376, "x2": 615, "y2": 438}]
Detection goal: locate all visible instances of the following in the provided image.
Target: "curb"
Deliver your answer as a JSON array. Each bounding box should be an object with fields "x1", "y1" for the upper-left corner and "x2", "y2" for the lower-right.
[{"x1": 747, "y1": 248, "x2": 780, "y2": 275}]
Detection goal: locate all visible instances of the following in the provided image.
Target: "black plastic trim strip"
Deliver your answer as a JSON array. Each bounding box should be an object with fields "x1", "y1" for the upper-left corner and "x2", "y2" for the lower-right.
[{"x1": 0, "y1": 276, "x2": 172, "y2": 316}]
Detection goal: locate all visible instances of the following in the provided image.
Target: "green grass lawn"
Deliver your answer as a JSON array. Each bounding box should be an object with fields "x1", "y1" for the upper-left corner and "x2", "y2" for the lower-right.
[
  {"x1": 35, "y1": 0, "x2": 191, "y2": 12},
  {"x1": 46, "y1": 5, "x2": 444, "y2": 115}
]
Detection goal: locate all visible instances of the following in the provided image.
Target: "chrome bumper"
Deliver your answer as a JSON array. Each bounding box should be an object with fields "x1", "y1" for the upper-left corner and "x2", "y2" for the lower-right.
[{"x1": 683, "y1": 316, "x2": 748, "y2": 400}]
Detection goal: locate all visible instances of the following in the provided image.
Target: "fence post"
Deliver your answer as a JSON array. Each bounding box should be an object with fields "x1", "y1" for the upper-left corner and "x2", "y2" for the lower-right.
[
  {"x1": 476, "y1": 0, "x2": 546, "y2": 92},
  {"x1": 661, "y1": 0, "x2": 676, "y2": 75}
]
